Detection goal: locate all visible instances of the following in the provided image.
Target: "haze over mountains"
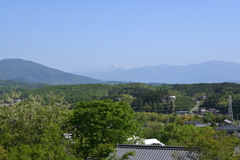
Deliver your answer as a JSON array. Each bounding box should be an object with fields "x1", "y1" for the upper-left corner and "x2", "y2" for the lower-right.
[
  {"x1": 1, "y1": 58, "x2": 240, "y2": 85},
  {"x1": 74, "y1": 64, "x2": 124, "y2": 73},
  {"x1": 74, "y1": 61, "x2": 240, "y2": 84}
]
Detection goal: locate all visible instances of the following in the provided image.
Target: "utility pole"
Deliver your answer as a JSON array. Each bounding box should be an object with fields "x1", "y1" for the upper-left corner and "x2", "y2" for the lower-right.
[
  {"x1": 172, "y1": 99, "x2": 175, "y2": 114},
  {"x1": 228, "y1": 95, "x2": 233, "y2": 120}
]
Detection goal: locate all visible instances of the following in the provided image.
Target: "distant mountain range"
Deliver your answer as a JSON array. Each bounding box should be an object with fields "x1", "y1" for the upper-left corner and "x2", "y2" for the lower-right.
[
  {"x1": 0, "y1": 59, "x2": 102, "y2": 85},
  {"x1": 74, "y1": 61, "x2": 240, "y2": 84},
  {"x1": 73, "y1": 64, "x2": 123, "y2": 74},
  {"x1": 1, "y1": 58, "x2": 240, "y2": 85}
]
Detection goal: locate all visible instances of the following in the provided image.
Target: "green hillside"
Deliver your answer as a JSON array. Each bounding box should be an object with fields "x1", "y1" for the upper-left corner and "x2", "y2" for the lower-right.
[
  {"x1": 0, "y1": 79, "x2": 49, "y2": 88},
  {"x1": 0, "y1": 58, "x2": 102, "y2": 85}
]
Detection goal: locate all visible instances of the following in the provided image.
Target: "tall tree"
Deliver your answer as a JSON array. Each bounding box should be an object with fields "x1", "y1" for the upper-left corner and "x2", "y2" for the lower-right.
[{"x1": 70, "y1": 100, "x2": 140, "y2": 159}]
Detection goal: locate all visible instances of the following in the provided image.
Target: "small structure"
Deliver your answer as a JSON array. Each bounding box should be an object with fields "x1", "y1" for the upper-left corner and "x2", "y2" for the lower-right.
[
  {"x1": 184, "y1": 121, "x2": 202, "y2": 126},
  {"x1": 202, "y1": 96, "x2": 207, "y2": 99},
  {"x1": 200, "y1": 107, "x2": 206, "y2": 113},
  {"x1": 175, "y1": 111, "x2": 188, "y2": 115},
  {"x1": 199, "y1": 108, "x2": 221, "y2": 116},
  {"x1": 114, "y1": 144, "x2": 199, "y2": 160},
  {"x1": 13, "y1": 99, "x2": 21, "y2": 103},
  {"x1": 170, "y1": 96, "x2": 176, "y2": 100},
  {"x1": 127, "y1": 137, "x2": 165, "y2": 146},
  {"x1": 195, "y1": 124, "x2": 209, "y2": 128},
  {"x1": 216, "y1": 125, "x2": 240, "y2": 137},
  {"x1": 144, "y1": 139, "x2": 165, "y2": 146},
  {"x1": 223, "y1": 119, "x2": 233, "y2": 126},
  {"x1": 63, "y1": 133, "x2": 73, "y2": 140}
]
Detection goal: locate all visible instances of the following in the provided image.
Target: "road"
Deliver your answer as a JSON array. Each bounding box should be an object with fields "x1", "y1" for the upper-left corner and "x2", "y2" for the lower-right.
[{"x1": 190, "y1": 101, "x2": 200, "y2": 113}]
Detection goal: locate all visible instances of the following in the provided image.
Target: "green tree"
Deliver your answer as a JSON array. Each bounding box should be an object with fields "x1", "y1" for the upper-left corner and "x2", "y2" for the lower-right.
[
  {"x1": 0, "y1": 93, "x2": 76, "y2": 160},
  {"x1": 159, "y1": 123, "x2": 199, "y2": 145},
  {"x1": 70, "y1": 100, "x2": 140, "y2": 159},
  {"x1": 182, "y1": 126, "x2": 240, "y2": 160},
  {"x1": 203, "y1": 112, "x2": 215, "y2": 123}
]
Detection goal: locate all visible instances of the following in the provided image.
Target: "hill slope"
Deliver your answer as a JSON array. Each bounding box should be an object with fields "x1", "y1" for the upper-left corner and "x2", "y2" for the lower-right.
[{"x1": 0, "y1": 59, "x2": 102, "y2": 85}]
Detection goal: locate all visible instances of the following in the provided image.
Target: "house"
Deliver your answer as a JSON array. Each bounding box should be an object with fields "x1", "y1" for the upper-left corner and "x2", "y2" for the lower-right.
[
  {"x1": 175, "y1": 111, "x2": 188, "y2": 115},
  {"x1": 222, "y1": 119, "x2": 233, "y2": 126},
  {"x1": 195, "y1": 124, "x2": 209, "y2": 127},
  {"x1": 170, "y1": 96, "x2": 176, "y2": 100},
  {"x1": 202, "y1": 96, "x2": 207, "y2": 99},
  {"x1": 199, "y1": 108, "x2": 221, "y2": 116},
  {"x1": 144, "y1": 139, "x2": 165, "y2": 146},
  {"x1": 127, "y1": 136, "x2": 165, "y2": 146},
  {"x1": 184, "y1": 121, "x2": 202, "y2": 126},
  {"x1": 114, "y1": 144, "x2": 199, "y2": 160},
  {"x1": 13, "y1": 99, "x2": 21, "y2": 103},
  {"x1": 216, "y1": 125, "x2": 240, "y2": 137},
  {"x1": 200, "y1": 108, "x2": 206, "y2": 113}
]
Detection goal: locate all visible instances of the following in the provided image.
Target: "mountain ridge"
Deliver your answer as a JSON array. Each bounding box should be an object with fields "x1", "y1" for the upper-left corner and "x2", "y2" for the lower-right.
[
  {"x1": 74, "y1": 61, "x2": 240, "y2": 84},
  {"x1": 0, "y1": 58, "x2": 102, "y2": 85}
]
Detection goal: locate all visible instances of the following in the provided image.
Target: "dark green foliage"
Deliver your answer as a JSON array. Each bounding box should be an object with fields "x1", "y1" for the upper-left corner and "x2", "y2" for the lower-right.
[
  {"x1": 4, "y1": 82, "x2": 240, "y2": 116},
  {"x1": 131, "y1": 89, "x2": 195, "y2": 113},
  {"x1": 23, "y1": 83, "x2": 196, "y2": 113},
  {"x1": 0, "y1": 79, "x2": 49, "y2": 99},
  {"x1": 171, "y1": 83, "x2": 240, "y2": 117},
  {"x1": 23, "y1": 84, "x2": 113, "y2": 104},
  {"x1": 70, "y1": 100, "x2": 140, "y2": 159},
  {"x1": 0, "y1": 79, "x2": 48, "y2": 89},
  {"x1": 22, "y1": 83, "x2": 162, "y2": 104}
]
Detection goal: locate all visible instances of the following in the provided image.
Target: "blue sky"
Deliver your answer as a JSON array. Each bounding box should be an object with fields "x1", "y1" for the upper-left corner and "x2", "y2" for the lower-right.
[{"x1": 1, "y1": 1, "x2": 240, "y2": 72}]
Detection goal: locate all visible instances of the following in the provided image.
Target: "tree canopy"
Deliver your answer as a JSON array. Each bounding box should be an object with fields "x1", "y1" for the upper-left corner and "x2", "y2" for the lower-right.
[{"x1": 70, "y1": 100, "x2": 140, "y2": 159}]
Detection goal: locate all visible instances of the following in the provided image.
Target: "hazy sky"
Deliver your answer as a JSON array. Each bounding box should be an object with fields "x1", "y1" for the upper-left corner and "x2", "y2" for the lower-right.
[{"x1": 1, "y1": 1, "x2": 240, "y2": 72}]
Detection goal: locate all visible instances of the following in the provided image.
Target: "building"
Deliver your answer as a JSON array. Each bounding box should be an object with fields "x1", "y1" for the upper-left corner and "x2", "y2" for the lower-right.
[
  {"x1": 170, "y1": 96, "x2": 176, "y2": 100},
  {"x1": 216, "y1": 125, "x2": 240, "y2": 137},
  {"x1": 113, "y1": 144, "x2": 199, "y2": 160},
  {"x1": 184, "y1": 121, "x2": 202, "y2": 126},
  {"x1": 175, "y1": 111, "x2": 188, "y2": 115}
]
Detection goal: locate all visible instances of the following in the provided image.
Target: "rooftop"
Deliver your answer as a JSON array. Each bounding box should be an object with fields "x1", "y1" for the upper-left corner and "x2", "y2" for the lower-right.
[
  {"x1": 114, "y1": 144, "x2": 199, "y2": 160},
  {"x1": 216, "y1": 125, "x2": 240, "y2": 132}
]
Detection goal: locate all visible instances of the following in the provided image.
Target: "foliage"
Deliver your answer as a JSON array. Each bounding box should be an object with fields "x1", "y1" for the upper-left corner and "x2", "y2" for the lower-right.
[
  {"x1": 0, "y1": 93, "x2": 75, "y2": 159},
  {"x1": 22, "y1": 83, "x2": 161, "y2": 104},
  {"x1": 175, "y1": 115, "x2": 192, "y2": 125},
  {"x1": 145, "y1": 121, "x2": 164, "y2": 140},
  {"x1": 0, "y1": 79, "x2": 48, "y2": 99},
  {"x1": 159, "y1": 123, "x2": 200, "y2": 145},
  {"x1": 0, "y1": 146, "x2": 8, "y2": 160},
  {"x1": 70, "y1": 100, "x2": 140, "y2": 159},
  {"x1": 182, "y1": 127, "x2": 240, "y2": 160},
  {"x1": 16, "y1": 82, "x2": 240, "y2": 116},
  {"x1": 0, "y1": 79, "x2": 49, "y2": 89}
]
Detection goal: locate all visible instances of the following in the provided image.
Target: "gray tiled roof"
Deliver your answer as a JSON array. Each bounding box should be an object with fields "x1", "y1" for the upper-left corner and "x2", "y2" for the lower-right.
[
  {"x1": 216, "y1": 125, "x2": 240, "y2": 132},
  {"x1": 115, "y1": 144, "x2": 199, "y2": 160},
  {"x1": 195, "y1": 124, "x2": 209, "y2": 127}
]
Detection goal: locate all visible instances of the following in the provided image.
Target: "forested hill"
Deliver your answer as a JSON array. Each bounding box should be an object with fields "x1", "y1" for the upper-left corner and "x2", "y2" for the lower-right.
[
  {"x1": 0, "y1": 79, "x2": 49, "y2": 89},
  {"x1": 21, "y1": 83, "x2": 195, "y2": 113},
  {"x1": 19, "y1": 82, "x2": 240, "y2": 115},
  {"x1": 0, "y1": 58, "x2": 102, "y2": 85},
  {"x1": 0, "y1": 79, "x2": 49, "y2": 99}
]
